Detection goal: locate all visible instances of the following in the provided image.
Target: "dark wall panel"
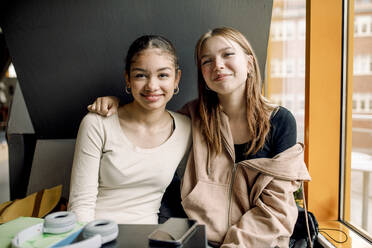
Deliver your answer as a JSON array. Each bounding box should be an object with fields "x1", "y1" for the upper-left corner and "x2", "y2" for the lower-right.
[
  {"x1": 1, "y1": 0, "x2": 273, "y2": 139},
  {"x1": 7, "y1": 134, "x2": 36, "y2": 199},
  {"x1": 27, "y1": 139, "x2": 76, "y2": 200}
]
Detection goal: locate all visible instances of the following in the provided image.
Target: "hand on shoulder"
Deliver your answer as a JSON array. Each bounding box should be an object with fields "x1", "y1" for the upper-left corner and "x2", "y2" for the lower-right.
[{"x1": 87, "y1": 96, "x2": 120, "y2": 117}]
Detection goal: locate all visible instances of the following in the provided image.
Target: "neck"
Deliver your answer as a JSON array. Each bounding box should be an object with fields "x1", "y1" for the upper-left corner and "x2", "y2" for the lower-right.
[
  {"x1": 120, "y1": 102, "x2": 169, "y2": 128},
  {"x1": 218, "y1": 86, "x2": 247, "y2": 120}
]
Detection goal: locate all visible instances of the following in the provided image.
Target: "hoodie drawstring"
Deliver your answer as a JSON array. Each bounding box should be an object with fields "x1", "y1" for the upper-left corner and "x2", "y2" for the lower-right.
[{"x1": 302, "y1": 181, "x2": 313, "y2": 248}]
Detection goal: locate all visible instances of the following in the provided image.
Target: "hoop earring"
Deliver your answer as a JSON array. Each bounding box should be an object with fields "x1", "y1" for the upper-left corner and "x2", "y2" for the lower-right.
[
  {"x1": 125, "y1": 86, "x2": 131, "y2": 94},
  {"x1": 174, "y1": 86, "x2": 179, "y2": 95}
]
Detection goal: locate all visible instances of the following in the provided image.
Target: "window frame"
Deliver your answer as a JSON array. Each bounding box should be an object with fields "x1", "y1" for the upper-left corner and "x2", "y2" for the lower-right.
[
  {"x1": 265, "y1": 1, "x2": 372, "y2": 244},
  {"x1": 340, "y1": 0, "x2": 372, "y2": 242},
  {"x1": 266, "y1": 1, "x2": 372, "y2": 243},
  {"x1": 304, "y1": 0, "x2": 372, "y2": 244}
]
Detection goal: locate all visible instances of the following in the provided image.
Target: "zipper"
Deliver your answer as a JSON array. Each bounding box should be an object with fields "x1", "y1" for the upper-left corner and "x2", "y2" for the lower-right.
[
  {"x1": 221, "y1": 129, "x2": 236, "y2": 228},
  {"x1": 227, "y1": 162, "x2": 238, "y2": 228},
  {"x1": 221, "y1": 134, "x2": 234, "y2": 161}
]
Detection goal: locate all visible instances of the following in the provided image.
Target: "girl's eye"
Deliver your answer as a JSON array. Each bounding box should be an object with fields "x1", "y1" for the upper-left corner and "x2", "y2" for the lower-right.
[
  {"x1": 224, "y1": 52, "x2": 235, "y2": 57},
  {"x1": 201, "y1": 59, "x2": 212, "y2": 65},
  {"x1": 134, "y1": 73, "x2": 146, "y2": 78},
  {"x1": 159, "y1": 73, "x2": 169, "y2": 78}
]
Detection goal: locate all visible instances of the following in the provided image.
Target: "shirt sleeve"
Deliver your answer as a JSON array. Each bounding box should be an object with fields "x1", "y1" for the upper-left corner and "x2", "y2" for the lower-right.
[
  {"x1": 270, "y1": 107, "x2": 297, "y2": 156},
  {"x1": 67, "y1": 113, "x2": 104, "y2": 222}
]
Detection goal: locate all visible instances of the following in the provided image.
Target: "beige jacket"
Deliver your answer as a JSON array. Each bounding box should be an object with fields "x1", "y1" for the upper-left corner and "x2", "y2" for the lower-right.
[{"x1": 180, "y1": 100, "x2": 311, "y2": 248}]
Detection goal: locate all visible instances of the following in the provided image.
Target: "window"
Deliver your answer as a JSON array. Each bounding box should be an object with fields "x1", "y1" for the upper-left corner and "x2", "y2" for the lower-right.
[
  {"x1": 353, "y1": 94, "x2": 372, "y2": 113},
  {"x1": 343, "y1": 0, "x2": 372, "y2": 239},
  {"x1": 286, "y1": 21, "x2": 296, "y2": 40},
  {"x1": 354, "y1": 55, "x2": 372, "y2": 75},
  {"x1": 298, "y1": 20, "x2": 306, "y2": 40},
  {"x1": 361, "y1": 100, "x2": 365, "y2": 110},
  {"x1": 270, "y1": 58, "x2": 302, "y2": 78},
  {"x1": 270, "y1": 21, "x2": 297, "y2": 41},
  {"x1": 285, "y1": 59, "x2": 296, "y2": 76},
  {"x1": 269, "y1": 1, "x2": 372, "y2": 244},
  {"x1": 356, "y1": 0, "x2": 372, "y2": 4},
  {"x1": 298, "y1": 58, "x2": 305, "y2": 77},
  {"x1": 295, "y1": 0, "x2": 372, "y2": 245},
  {"x1": 354, "y1": 16, "x2": 372, "y2": 36},
  {"x1": 270, "y1": 59, "x2": 281, "y2": 78},
  {"x1": 267, "y1": 0, "x2": 306, "y2": 144}
]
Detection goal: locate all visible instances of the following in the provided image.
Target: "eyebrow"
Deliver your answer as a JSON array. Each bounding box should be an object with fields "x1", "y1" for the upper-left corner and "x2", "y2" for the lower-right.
[
  {"x1": 157, "y1": 67, "x2": 172, "y2": 71},
  {"x1": 200, "y1": 47, "x2": 233, "y2": 60},
  {"x1": 131, "y1": 67, "x2": 172, "y2": 72}
]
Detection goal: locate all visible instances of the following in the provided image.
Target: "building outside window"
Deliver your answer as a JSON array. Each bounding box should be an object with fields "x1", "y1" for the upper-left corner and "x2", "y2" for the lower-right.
[
  {"x1": 348, "y1": 0, "x2": 372, "y2": 236},
  {"x1": 354, "y1": 55, "x2": 372, "y2": 75},
  {"x1": 268, "y1": 0, "x2": 372, "y2": 240},
  {"x1": 267, "y1": 0, "x2": 306, "y2": 143},
  {"x1": 354, "y1": 15, "x2": 372, "y2": 36}
]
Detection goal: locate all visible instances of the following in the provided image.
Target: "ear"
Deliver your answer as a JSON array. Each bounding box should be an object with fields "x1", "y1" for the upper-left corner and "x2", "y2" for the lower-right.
[
  {"x1": 124, "y1": 72, "x2": 130, "y2": 87},
  {"x1": 247, "y1": 54, "x2": 254, "y2": 65},
  {"x1": 247, "y1": 55, "x2": 254, "y2": 72},
  {"x1": 175, "y1": 69, "x2": 182, "y2": 88}
]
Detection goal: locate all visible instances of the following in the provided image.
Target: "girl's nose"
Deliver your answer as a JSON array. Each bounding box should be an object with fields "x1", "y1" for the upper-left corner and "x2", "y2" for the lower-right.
[
  {"x1": 213, "y1": 57, "x2": 224, "y2": 71},
  {"x1": 145, "y1": 76, "x2": 159, "y2": 91}
]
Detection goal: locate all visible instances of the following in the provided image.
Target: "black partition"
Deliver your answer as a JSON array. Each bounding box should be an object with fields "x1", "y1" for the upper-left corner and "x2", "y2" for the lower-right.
[{"x1": 1, "y1": 0, "x2": 273, "y2": 199}]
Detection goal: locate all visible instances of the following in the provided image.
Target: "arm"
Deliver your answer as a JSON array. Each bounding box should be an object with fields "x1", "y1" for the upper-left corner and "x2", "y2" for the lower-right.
[
  {"x1": 87, "y1": 96, "x2": 120, "y2": 117},
  {"x1": 67, "y1": 114, "x2": 104, "y2": 222}
]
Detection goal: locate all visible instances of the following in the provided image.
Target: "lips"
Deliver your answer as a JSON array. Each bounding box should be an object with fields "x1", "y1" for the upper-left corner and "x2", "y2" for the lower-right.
[
  {"x1": 214, "y1": 73, "x2": 231, "y2": 81},
  {"x1": 141, "y1": 93, "x2": 163, "y2": 102}
]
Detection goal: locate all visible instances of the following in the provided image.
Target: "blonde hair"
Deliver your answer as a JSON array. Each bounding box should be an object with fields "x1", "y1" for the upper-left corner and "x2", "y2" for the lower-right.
[{"x1": 195, "y1": 27, "x2": 275, "y2": 155}]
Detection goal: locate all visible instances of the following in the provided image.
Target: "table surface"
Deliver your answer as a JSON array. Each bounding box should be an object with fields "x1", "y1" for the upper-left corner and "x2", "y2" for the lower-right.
[{"x1": 74, "y1": 224, "x2": 207, "y2": 248}]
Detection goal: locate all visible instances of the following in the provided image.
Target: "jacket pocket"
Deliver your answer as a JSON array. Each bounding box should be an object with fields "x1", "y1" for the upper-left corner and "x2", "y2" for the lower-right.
[{"x1": 181, "y1": 180, "x2": 229, "y2": 243}]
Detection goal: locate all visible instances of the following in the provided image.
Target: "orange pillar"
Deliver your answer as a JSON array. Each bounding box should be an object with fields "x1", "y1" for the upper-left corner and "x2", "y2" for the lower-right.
[{"x1": 305, "y1": 0, "x2": 343, "y2": 221}]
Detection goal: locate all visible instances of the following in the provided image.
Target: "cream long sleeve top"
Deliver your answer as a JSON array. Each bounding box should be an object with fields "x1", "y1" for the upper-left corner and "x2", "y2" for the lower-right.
[{"x1": 68, "y1": 111, "x2": 191, "y2": 224}]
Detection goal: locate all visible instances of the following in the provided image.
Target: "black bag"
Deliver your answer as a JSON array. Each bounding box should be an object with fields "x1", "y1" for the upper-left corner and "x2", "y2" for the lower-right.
[{"x1": 289, "y1": 205, "x2": 319, "y2": 248}]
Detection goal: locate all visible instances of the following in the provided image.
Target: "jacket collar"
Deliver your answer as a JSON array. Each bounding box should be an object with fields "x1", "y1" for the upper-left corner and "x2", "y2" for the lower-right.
[
  {"x1": 219, "y1": 108, "x2": 310, "y2": 181},
  {"x1": 239, "y1": 143, "x2": 311, "y2": 181},
  {"x1": 220, "y1": 110, "x2": 235, "y2": 161}
]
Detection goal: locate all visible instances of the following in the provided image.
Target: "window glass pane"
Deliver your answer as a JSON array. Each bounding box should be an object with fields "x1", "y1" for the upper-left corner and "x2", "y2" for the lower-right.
[
  {"x1": 267, "y1": 0, "x2": 305, "y2": 143},
  {"x1": 350, "y1": 0, "x2": 372, "y2": 236}
]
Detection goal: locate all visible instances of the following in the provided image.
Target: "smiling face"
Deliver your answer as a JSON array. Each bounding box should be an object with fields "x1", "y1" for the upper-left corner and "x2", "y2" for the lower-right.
[
  {"x1": 199, "y1": 35, "x2": 253, "y2": 97},
  {"x1": 125, "y1": 48, "x2": 180, "y2": 111}
]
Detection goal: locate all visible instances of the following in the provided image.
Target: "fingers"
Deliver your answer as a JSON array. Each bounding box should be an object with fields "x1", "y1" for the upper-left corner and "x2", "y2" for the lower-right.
[
  {"x1": 96, "y1": 97, "x2": 102, "y2": 113},
  {"x1": 87, "y1": 96, "x2": 118, "y2": 117},
  {"x1": 103, "y1": 96, "x2": 119, "y2": 116},
  {"x1": 87, "y1": 97, "x2": 106, "y2": 116},
  {"x1": 87, "y1": 104, "x2": 94, "y2": 112},
  {"x1": 109, "y1": 96, "x2": 120, "y2": 110},
  {"x1": 100, "y1": 98, "x2": 110, "y2": 116},
  {"x1": 106, "y1": 102, "x2": 117, "y2": 117},
  {"x1": 93, "y1": 97, "x2": 110, "y2": 116},
  {"x1": 106, "y1": 109, "x2": 114, "y2": 117}
]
